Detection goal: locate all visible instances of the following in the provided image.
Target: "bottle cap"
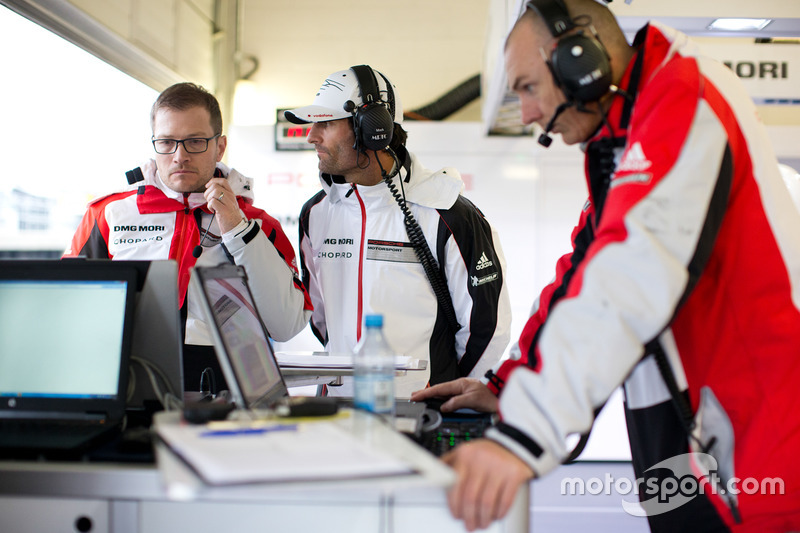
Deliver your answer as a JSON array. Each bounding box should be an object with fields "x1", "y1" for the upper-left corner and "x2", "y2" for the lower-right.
[{"x1": 364, "y1": 314, "x2": 383, "y2": 328}]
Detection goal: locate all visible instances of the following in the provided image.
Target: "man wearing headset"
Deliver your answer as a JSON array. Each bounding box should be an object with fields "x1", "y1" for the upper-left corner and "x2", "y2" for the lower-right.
[
  {"x1": 411, "y1": 1, "x2": 800, "y2": 530},
  {"x1": 66, "y1": 82, "x2": 312, "y2": 392},
  {"x1": 285, "y1": 65, "x2": 512, "y2": 399}
]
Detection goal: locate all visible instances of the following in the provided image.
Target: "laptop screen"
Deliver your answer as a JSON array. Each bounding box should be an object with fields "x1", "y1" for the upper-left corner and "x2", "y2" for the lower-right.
[
  {"x1": 0, "y1": 278, "x2": 129, "y2": 399},
  {"x1": 0, "y1": 260, "x2": 138, "y2": 419},
  {"x1": 191, "y1": 264, "x2": 287, "y2": 409}
]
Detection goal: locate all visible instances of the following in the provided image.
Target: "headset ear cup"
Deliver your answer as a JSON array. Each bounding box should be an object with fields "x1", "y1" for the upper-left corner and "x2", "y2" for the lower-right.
[
  {"x1": 356, "y1": 104, "x2": 394, "y2": 151},
  {"x1": 545, "y1": 57, "x2": 565, "y2": 92},
  {"x1": 551, "y1": 32, "x2": 611, "y2": 103}
]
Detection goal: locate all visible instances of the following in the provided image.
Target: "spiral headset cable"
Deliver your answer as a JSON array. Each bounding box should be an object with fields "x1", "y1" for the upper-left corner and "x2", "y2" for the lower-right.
[{"x1": 378, "y1": 148, "x2": 461, "y2": 335}]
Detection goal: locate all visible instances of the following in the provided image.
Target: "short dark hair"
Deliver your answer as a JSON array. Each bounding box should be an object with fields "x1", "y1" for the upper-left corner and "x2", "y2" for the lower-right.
[
  {"x1": 389, "y1": 123, "x2": 408, "y2": 152},
  {"x1": 150, "y1": 82, "x2": 223, "y2": 135}
]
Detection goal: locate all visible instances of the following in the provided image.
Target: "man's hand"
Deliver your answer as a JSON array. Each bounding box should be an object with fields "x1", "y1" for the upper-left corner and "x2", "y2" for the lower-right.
[
  {"x1": 204, "y1": 177, "x2": 244, "y2": 234},
  {"x1": 443, "y1": 439, "x2": 535, "y2": 531},
  {"x1": 410, "y1": 378, "x2": 498, "y2": 413}
]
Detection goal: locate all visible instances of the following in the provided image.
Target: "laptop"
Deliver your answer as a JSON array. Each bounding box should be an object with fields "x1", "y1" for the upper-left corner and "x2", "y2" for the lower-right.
[
  {"x1": 190, "y1": 263, "x2": 291, "y2": 411},
  {"x1": 0, "y1": 259, "x2": 138, "y2": 458},
  {"x1": 190, "y1": 264, "x2": 488, "y2": 455}
]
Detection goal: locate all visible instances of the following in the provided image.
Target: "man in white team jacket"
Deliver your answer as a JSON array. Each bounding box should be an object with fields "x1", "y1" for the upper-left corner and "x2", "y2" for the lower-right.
[{"x1": 286, "y1": 65, "x2": 512, "y2": 398}]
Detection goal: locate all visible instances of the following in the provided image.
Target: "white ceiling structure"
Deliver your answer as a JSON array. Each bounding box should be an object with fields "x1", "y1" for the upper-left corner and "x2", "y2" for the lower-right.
[
  {"x1": 2, "y1": 0, "x2": 799, "y2": 136},
  {"x1": 236, "y1": 0, "x2": 800, "y2": 135}
]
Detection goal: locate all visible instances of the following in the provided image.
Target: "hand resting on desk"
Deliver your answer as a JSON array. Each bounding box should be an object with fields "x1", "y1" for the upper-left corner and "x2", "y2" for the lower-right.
[
  {"x1": 442, "y1": 439, "x2": 535, "y2": 532},
  {"x1": 410, "y1": 378, "x2": 497, "y2": 414}
]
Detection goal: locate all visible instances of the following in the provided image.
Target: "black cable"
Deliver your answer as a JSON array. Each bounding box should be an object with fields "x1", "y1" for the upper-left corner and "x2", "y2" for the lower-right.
[
  {"x1": 649, "y1": 341, "x2": 697, "y2": 440},
  {"x1": 199, "y1": 367, "x2": 216, "y2": 398},
  {"x1": 193, "y1": 212, "x2": 217, "y2": 258},
  {"x1": 378, "y1": 149, "x2": 461, "y2": 334},
  {"x1": 563, "y1": 432, "x2": 591, "y2": 464},
  {"x1": 649, "y1": 341, "x2": 740, "y2": 524},
  {"x1": 404, "y1": 74, "x2": 481, "y2": 121}
]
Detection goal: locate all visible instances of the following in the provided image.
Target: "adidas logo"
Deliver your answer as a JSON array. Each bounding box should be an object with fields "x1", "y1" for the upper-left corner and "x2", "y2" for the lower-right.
[
  {"x1": 616, "y1": 141, "x2": 651, "y2": 173},
  {"x1": 476, "y1": 252, "x2": 493, "y2": 270}
]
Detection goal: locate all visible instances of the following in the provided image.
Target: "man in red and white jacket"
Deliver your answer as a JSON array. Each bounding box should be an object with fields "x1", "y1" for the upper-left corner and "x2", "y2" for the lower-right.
[
  {"x1": 413, "y1": 1, "x2": 800, "y2": 531},
  {"x1": 65, "y1": 83, "x2": 311, "y2": 391}
]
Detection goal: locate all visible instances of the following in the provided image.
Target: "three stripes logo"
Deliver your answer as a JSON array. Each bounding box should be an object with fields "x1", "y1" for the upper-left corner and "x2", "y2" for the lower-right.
[{"x1": 476, "y1": 252, "x2": 494, "y2": 271}]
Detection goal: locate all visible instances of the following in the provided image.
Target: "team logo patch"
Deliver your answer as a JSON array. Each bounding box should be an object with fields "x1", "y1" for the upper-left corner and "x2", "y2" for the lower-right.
[
  {"x1": 318, "y1": 236, "x2": 355, "y2": 259},
  {"x1": 366, "y1": 240, "x2": 419, "y2": 263},
  {"x1": 611, "y1": 141, "x2": 653, "y2": 189},
  {"x1": 610, "y1": 173, "x2": 652, "y2": 189},
  {"x1": 323, "y1": 237, "x2": 354, "y2": 245},
  {"x1": 471, "y1": 273, "x2": 498, "y2": 286},
  {"x1": 476, "y1": 252, "x2": 494, "y2": 270},
  {"x1": 111, "y1": 224, "x2": 167, "y2": 246},
  {"x1": 616, "y1": 142, "x2": 652, "y2": 173}
]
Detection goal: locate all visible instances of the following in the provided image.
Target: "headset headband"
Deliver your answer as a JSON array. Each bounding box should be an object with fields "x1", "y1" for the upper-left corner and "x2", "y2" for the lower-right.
[
  {"x1": 375, "y1": 71, "x2": 396, "y2": 121},
  {"x1": 527, "y1": 0, "x2": 575, "y2": 38},
  {"x1": 350, "y1": 65, "x2": 381, "y2": 106}
]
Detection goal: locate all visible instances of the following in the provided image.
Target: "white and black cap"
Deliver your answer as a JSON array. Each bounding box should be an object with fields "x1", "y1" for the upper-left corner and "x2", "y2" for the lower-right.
[{"x1": 284, "y1": 68, "x2": 403, "y2": 125}]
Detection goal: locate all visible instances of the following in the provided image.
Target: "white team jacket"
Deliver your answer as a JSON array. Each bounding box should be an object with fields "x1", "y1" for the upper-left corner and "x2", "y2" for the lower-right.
[{"x1": 299, "y1": 148, "x2": 511, "y2": 398}]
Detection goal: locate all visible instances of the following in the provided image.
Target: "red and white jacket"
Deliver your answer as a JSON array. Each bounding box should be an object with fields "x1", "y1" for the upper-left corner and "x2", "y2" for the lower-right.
[
  {"x1": 65, "y1": 160, "x2": 312, "y2": 344},
  {"x1": 485, "y1": 23, "x2": 800, "y2": 531}
]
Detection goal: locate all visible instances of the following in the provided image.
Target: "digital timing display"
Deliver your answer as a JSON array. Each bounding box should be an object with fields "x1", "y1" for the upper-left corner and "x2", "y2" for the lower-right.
[{"x1": 275, "y1": 109, "x2": 314, "y2": 151}]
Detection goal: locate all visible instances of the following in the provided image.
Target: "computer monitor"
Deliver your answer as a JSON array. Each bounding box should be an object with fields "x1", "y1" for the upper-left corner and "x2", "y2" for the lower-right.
[
  {"x1": 60, "y1": 259, "x2": 184, "y2": 411},
  {"x1": 125, "y1": 260, "x2": 184, "y2": 410}
]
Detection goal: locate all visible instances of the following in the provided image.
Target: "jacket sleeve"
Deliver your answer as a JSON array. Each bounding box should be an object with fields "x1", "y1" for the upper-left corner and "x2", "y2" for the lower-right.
[
  {"x1": 63, "y1": 193, "x2": 129, "y2": 258},
  {"x1": 438, "y1": 196, "x2": 511, "y2": 379},
  {"x1": 226, "y1": 206, "x2": 312, "y2": 342},
  {"x1": 487, "y1": 56, "x2": 731, "y2": 477},
  {"x1": 298, "y1": 191, "x2": 328, "y2": 346}
]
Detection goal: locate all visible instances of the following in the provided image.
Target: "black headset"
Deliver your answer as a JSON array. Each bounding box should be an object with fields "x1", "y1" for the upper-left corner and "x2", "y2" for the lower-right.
[
  {"x1": 526, "y1": 0, "x2": 612, "y2": 104},
  {"x1": 345, "y1": 65, "x2": 395, "y2": 152}
]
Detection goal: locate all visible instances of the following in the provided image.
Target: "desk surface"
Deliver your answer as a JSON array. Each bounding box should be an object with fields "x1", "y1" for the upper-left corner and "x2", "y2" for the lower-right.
[
  {"x1": 0, "y1": 409, "x2": 453, "y2": 502},
  {"x1": 0, "y1": 409, "x2": 529, "y2": 533},
  {"x1": 153, "y1": 409, "x2": 452, "y2": 499}
]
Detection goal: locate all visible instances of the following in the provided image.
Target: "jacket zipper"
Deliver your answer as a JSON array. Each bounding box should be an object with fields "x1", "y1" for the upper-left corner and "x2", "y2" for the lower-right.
[
  {"x1": 354, "y1": 185, "x2": 366, "y2": 342},
  {"x1": 179, "y1": 194, "x2": 192, "y2": 254},
  {"x1": 176, "y1": 195, "x2": 193, "y2": 286}
]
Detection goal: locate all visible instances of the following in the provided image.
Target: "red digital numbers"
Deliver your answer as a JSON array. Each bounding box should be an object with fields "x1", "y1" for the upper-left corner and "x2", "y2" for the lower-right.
[{"x1": 284, "y1": 126, "x2": 311, "y2": 138}]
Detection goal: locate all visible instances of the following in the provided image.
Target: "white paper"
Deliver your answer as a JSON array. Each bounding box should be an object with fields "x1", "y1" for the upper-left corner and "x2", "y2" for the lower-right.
[
  {"x1": 276, "y1": 352, "x2": 413, "y2": 369},
  {"x1": 156, "y1": 419, "x2": 413, "y2": 485}
]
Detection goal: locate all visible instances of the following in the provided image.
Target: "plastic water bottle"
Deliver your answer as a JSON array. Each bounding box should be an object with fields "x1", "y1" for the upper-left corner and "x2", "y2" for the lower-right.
[{"x1": 353, "y1": 314, "x2": 396, "y2": 421}]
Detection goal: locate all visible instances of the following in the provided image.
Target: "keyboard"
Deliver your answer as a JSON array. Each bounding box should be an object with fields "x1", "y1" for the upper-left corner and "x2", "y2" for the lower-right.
[
  {"x1": 418, "y1": 412, "x2": 493, "y2": 457},
  {"x1": 0, "y1": 418, "x2": 117, "y2": 458}
]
